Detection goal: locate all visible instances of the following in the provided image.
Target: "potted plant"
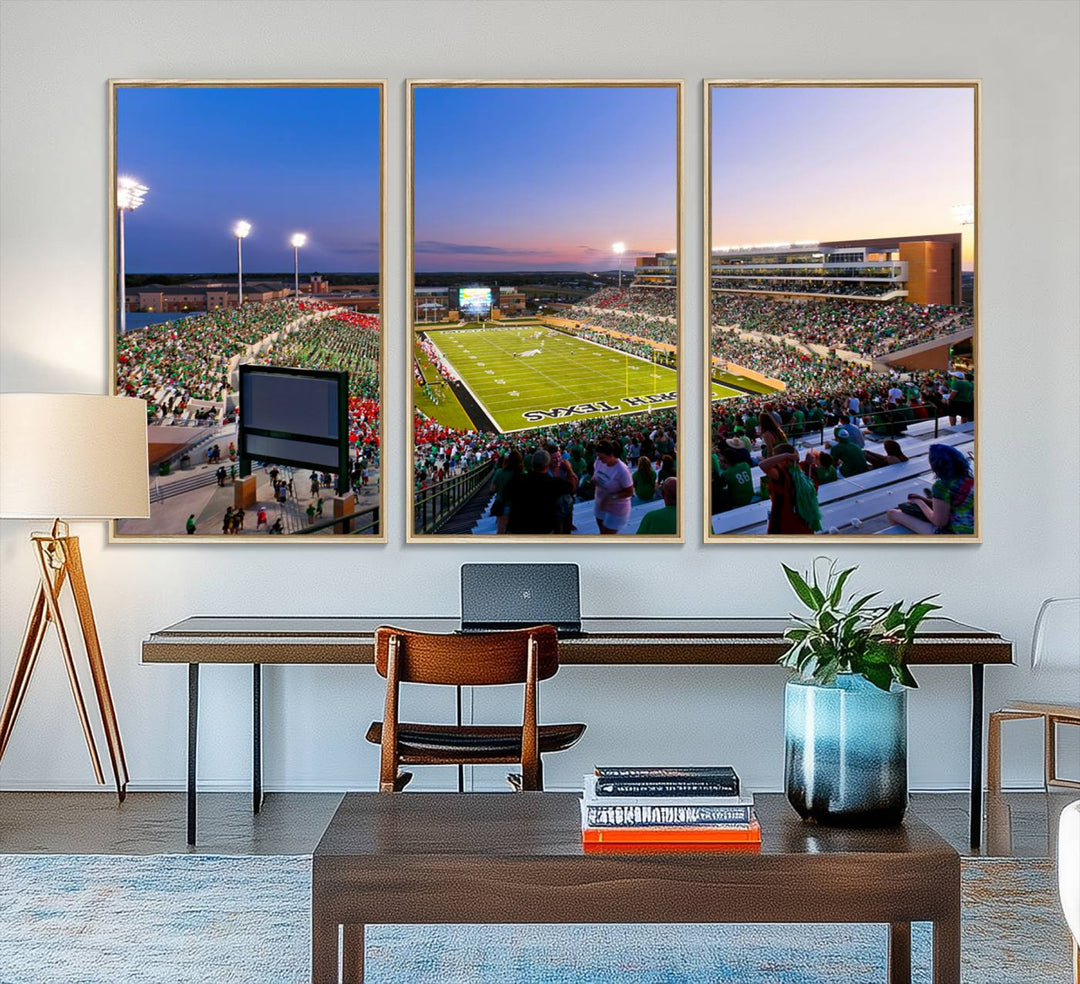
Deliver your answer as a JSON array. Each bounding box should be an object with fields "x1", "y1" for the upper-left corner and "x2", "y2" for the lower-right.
[{"x1": 779, "y1": 559, "x2": 940, "y2": 826}]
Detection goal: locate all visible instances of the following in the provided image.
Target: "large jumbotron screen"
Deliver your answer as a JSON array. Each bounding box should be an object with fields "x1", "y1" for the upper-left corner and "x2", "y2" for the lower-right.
[{"x1": 459, "y1": 287, "x2": 492, "y2": 317}]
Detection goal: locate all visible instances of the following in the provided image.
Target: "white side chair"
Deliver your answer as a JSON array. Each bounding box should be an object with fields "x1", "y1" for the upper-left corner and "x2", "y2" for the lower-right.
[
  {"x1": 1059, "y1": 799, "x2": 1080, "y2": 983},
  {"x1": 988, "y1": 598, "x2": 1080, "y2": 791}
]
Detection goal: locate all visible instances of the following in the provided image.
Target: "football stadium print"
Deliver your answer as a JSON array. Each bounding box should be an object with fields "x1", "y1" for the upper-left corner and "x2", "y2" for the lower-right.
[
  {"x1": 707, "y1": 83, "x2": 978, "y2": 539},
  {"x1": 410, "y1": 82, "x2": 683, "y2": 538},
  {"x1": 110, "y1": 83, "x2": 383, "y2": 539}
]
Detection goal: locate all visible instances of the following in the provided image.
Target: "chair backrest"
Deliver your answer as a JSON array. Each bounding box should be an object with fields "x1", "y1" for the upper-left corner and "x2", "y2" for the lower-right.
[
  {"x1": 1031, "y1": 597, "x2": 1080, "y2": 672},
  {"x1": 374, "y1": 625, "x2": 560, "y2": 686}
]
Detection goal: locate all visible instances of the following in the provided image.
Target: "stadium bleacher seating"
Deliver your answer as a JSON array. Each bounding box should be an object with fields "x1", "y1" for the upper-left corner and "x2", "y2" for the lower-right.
[{"x1": 711, "y1": 421, "x2": 974, "y2": 536}]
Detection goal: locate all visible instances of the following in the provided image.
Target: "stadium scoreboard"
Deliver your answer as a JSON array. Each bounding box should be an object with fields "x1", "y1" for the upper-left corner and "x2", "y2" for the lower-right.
[
  {"x1": 238, "y1": 364, "x2": 350, "y2": 494},
  {"x1": 457, "y1": 286, "x2": 493, "y2": 318}
]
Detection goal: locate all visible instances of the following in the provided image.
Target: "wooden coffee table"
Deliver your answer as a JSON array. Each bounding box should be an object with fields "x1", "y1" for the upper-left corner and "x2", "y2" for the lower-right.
[{"x1": 312, "y1": 792, "x2": 960, "y2": 984}]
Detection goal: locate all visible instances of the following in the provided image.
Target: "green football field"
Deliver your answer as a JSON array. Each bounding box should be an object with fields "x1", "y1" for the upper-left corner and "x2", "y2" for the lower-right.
[{"x1": 425, "y1": 324, "x2": 736, "y2": 433}]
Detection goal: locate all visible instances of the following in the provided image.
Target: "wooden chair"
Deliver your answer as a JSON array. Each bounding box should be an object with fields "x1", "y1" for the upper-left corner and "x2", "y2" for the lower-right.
[
  {"x1": 366, "y1": 625, "x2": 586, "y2": 792},
  {"x1": 988, "y1": 598, "x2": 1080, "y2": 792}
]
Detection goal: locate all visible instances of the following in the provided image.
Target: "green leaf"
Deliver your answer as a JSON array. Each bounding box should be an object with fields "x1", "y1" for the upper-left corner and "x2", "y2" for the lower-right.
[
  {"x1": 849, "y1": 591, "x2": 881, "y2": 613},
  {"x1": 895, "y1": 664, "x2": 919, "y2": 689},
  {"x1": 828, "y1": 566, "x2": 857, "y2": 606},
  {"x1": 883, "y1": 604, "x2": 905, "y2": 631},
  {"x1": 863, "y1": 663, "x2": 894, "y2": 692},
  {"x1": 782, "y1": 564, "x2": 819, "y2": 610}
]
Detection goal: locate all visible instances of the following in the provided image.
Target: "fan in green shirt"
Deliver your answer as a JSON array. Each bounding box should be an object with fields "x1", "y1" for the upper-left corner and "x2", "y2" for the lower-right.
[
  {"x1": 632, "y1": 456, "x2": 657, "y2": 502},
  {"x1": 637, "y1": 477, "x2": 678, "y2": 535},
  {"x1": 830, "y1": 432, "x2": 870, "y2": 476},
  {"x1": 715, "y1": 442, "x2": 755, "y2": 511}
]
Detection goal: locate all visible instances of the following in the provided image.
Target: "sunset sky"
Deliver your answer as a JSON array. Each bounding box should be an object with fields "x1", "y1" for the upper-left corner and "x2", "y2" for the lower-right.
[
  {"x1": 711, "y1": 86, "x2": 976, "y2": 270},
  {"x1": 413, "y1": 86, "x2": 678, "y2": 272},
  {"x1": 117, "y1": 86, "x2": 381, "y2": 273}
]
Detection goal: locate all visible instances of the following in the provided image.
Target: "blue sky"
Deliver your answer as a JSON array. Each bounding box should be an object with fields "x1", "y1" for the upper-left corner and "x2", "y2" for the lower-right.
[
  {"x1": 711, "y1": 86, "x2": 976, "y2": 268},
  {"x1": 413, "y1": 86, "x2": 677, "y2": 271},
  {"x1": 117, "y1": 86, "x2": 380, "y2": 273}
]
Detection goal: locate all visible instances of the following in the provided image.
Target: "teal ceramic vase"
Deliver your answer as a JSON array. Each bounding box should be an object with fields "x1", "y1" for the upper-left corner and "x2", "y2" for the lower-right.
[{"x1": 784, "y1": 672, "x2": 908, "y2": 826}]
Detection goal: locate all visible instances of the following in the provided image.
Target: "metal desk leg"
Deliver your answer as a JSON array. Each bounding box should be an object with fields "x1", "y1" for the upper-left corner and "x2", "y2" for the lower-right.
[
  {"x1": 187, "y1": 663, "x2": 199, "y2": 847},
  {"x1": 456, "y1": 684, "x2": 464, "y2": 793},
  {"x1": 253, "y1": 664, "x2": 263, "y2": 814},
  {"x1": 969, "y1": 663, "x2": 984, "y2": 848}
]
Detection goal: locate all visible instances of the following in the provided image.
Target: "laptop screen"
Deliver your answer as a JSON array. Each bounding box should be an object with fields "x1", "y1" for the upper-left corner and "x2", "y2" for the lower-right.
[{"x1": 460, "y1": 563, "x2": 581, "y2": 629}]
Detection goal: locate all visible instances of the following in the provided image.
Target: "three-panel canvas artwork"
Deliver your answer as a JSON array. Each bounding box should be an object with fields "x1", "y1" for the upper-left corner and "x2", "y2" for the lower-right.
[{"x1": 109, "y1": 79, "x2": 978, "y2": 543}]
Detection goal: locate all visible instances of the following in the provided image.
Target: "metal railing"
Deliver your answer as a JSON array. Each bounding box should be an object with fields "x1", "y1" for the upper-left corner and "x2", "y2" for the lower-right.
[
  {"x1": 712, "y1": 397, "x2": 947, "y2": 445},
  {"x1": 413, "y1": 460, "x2": 496, "y2": 535},
  {"x1": 295, "y1": 503, "x2": 380, "y2": 536}
]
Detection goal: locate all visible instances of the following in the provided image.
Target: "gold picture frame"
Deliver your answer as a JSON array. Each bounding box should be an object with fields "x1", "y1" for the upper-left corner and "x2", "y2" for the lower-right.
[
  {"x1": 703, "y1": 79, "x2": 981, "y2": 543},
  {"x1": 107, "y1": 79, "x2": 387, "y2": 543},
  {"x1": 406, "y1": 79, "x2": 684, "y2": 543}
]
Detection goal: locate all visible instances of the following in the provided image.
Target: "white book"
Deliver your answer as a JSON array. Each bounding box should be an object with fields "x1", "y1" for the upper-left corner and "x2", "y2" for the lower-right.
[{"x1": 581, "y1": 775, "x2": 754, "y2": 809}]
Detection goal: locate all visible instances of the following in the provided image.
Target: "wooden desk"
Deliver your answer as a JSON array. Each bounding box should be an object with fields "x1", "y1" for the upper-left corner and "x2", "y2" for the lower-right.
[
  {"x1": 141, "y1": 616, "x2": 1013, "y2": 846},
  {"x1": 311, "y1": 791, "x2": 961, "y2": 984}
]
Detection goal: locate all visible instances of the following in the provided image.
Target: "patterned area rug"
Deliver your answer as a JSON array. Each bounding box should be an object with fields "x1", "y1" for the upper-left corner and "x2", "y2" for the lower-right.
[{"x1": 0, "y1": 854, "x2": 1070, "y2": 983}]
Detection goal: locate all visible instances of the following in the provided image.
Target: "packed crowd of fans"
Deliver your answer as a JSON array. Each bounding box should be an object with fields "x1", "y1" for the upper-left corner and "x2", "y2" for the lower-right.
[
  {"x1": 710, "y1": 293, "x2": 971, "y2": 357},
  {"x1": 712, "y1": 278, "x2": 902, "y2": 298},
  {"x1": 709, "y1": 367, "x2": 975, "y2": 533},
  {"x1": 116, "y1": 299, "x2": 311, "y2": 420},
  {"x1": 566, "y1": 287, "x2": 678, "y2": 348},
  {"x1": 257, "y1": 309, "x2": 381, "y2": 400},
  {"x1": 414, "y1": 407, "x2": 679, "y2": 534}
]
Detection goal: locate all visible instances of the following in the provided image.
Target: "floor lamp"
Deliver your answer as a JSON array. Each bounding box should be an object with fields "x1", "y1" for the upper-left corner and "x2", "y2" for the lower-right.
[{"x1": 0, "y1": 393, "x2": 149, "y2": 800}]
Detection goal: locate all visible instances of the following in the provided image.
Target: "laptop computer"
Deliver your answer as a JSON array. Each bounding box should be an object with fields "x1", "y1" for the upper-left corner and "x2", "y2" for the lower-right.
[{"x1": 459, "y1": 563, "x2": 582, "y2": 637}]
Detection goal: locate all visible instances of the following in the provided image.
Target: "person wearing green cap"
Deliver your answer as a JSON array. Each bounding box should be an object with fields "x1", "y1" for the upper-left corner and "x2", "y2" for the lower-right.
[{"x1": 830, "y1": 431, "x2": 870, "y2": 477}]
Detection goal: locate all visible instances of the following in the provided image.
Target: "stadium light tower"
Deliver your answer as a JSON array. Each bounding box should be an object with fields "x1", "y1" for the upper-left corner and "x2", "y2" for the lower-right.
[
  {"x1": 951, "y1": 203, "x2": 975, "y2": 226},
  {"x1": 612, "y1": 241, "x2": 626, "y2": 288},
  {"x1": 234, "y1": 220, "x2": 251, "y2": 306},
  {"x1": 290, "y1": 233, "x2": 307, "y2": 299},
  {"x1": 116, "y1": 176, "x2": 148, "y2": 335}
]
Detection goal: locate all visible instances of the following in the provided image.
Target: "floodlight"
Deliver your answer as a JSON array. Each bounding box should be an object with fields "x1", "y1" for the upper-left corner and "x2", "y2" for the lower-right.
[{"x1": 117, "y1": 176, "x2": 148, "y2": 211}]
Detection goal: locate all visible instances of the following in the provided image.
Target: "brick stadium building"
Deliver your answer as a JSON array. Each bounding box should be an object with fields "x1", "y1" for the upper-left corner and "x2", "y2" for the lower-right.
[
  {"x1": 708, "y1": 234, "x2": 963, "y2": 306},
  {"x1": 629, "y1": 234, "x2": 964, "y2": 306}
]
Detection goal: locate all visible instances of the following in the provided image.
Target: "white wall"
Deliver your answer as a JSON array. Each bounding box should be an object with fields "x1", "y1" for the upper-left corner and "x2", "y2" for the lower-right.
[{"x1": 1, "y1": 0, "x2": 1077, "y2": 795}]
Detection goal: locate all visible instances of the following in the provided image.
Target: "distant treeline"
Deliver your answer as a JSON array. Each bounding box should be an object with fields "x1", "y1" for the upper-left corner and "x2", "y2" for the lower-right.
[
  {"x1": 413, "y1": 271, "x2": 619, "y2": 289},
  {"x1": 124, "y1": 272, "x2": 380, "y2": 287}
]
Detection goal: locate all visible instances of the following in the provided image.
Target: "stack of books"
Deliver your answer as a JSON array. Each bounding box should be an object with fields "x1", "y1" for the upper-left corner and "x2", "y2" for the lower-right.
[{"x1": 581, "y1": 766, "x2": 760, "y2": 848}]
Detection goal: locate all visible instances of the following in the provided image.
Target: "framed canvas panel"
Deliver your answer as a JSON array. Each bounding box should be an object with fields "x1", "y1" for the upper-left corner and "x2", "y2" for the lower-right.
[
  {"x1": 407, "y1": 80, "x2": 683, "y2": 542},
  {"x1": 108, "y1": 80, "x2": 386, "y2": 542},
  {"x1": 704, "y1": 81, "x2": 980, "y2": 543}
]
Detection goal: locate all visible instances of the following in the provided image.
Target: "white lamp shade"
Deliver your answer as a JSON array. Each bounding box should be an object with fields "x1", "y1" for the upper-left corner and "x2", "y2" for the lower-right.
[{"x1": 0, "y1": 394, "x2": 150, "y2": 519}]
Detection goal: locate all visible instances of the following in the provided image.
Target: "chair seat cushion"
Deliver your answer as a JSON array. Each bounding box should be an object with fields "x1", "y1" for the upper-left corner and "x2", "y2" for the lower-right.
[{"x1": 365, "y1": 721, "x2": 586, "y2": 759}]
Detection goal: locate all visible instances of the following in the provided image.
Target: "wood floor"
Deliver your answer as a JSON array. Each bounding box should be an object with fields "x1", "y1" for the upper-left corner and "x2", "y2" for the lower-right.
[{"x1": 0, "y1": 789, "x2": 1073, "y2": 857}]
